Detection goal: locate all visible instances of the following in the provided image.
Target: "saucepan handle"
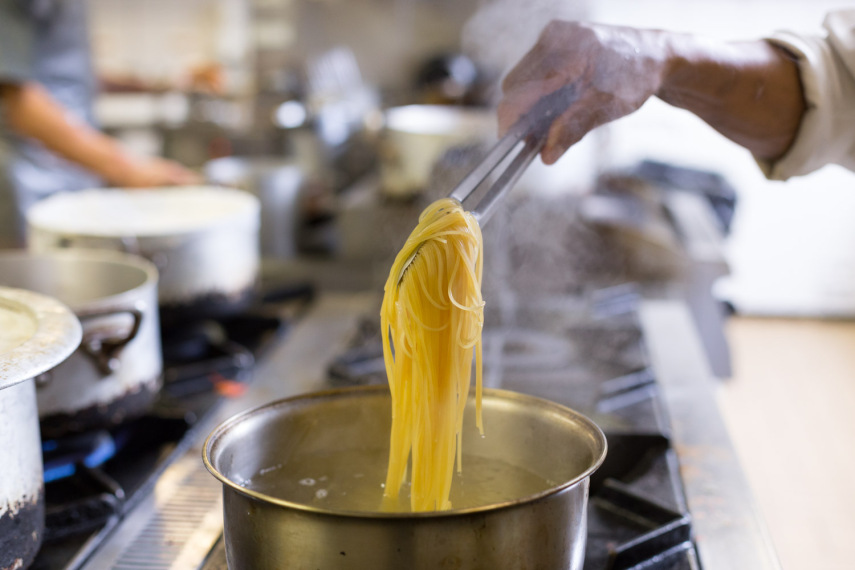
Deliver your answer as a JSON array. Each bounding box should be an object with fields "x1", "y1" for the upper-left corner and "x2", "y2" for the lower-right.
[{"x1": 77, "y1": 305, "x2": 145, "y2": 377}]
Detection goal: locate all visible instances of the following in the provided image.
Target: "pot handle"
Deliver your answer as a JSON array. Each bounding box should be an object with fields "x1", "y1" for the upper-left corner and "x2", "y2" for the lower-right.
[{"x1": 78, "y1": 305, "x2": 145, "y2": 376}]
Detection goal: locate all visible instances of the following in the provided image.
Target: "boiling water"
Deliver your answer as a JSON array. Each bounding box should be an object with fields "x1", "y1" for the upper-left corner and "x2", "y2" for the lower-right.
[{"x1": 241, "y1": 448, "x2": 556, "y2": 512}]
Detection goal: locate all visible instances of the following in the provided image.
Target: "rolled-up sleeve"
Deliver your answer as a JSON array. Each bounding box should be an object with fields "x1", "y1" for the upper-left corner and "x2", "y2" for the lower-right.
[{"x1": 757, "y1": 10, "x2": 855, "y2": 180}]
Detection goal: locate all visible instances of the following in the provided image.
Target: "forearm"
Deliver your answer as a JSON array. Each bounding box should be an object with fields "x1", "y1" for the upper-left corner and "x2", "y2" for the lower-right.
[
  {"x1": 1, "y1": 82, "x2": 200, "y2": 187},
  {"x1": 0, "y1": 82, "x2": 136, "y2": 183},
  {"x1": 500, "y1": 22, "x2": 808, "y2": 165},
  {"x1": 657, "y1": 36, "x2": 806, "y2": 160}
]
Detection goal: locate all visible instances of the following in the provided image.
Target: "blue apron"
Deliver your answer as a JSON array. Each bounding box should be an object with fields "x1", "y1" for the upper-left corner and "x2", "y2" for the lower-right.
[{"x1": 0, "y1": 0, "x2": 101, "y2": 248}]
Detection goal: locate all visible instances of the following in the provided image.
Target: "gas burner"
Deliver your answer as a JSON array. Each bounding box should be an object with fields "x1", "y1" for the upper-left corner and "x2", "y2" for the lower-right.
[
  {"x1": 32, "y1": 296, "x2": 299, "y2": 569},
  {"x1": 582, "y1": 432, "x2": 699, "y2": 570},
  {"x1": 161, "y1": 313, "x2": 290, "y2": 396},
  {"x1": 42, "y1": 431, "x2": 117, "y2": 483},
  {"x1": 327, "y1": 341, "x2": 386, "y2": 387},
  {"x1": 43, "y1": 464, "x2": 124, "y2": 542}
]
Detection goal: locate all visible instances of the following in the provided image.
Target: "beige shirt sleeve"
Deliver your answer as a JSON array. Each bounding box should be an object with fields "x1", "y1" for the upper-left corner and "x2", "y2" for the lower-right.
[{"x1": 757, "y1": 10, "x2": 855, "y2": 180}]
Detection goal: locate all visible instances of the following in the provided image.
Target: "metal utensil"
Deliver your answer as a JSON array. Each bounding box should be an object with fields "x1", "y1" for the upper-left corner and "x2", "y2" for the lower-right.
[
  {"x1": 450, "y1": 82, "x2": 580, "y2": 223},
  {"x1": 204, "y1": 386, "x2": 606, "y2": 570},
  {"x1": 395, "y1": 84, "x2": 579, "y2": 286}
]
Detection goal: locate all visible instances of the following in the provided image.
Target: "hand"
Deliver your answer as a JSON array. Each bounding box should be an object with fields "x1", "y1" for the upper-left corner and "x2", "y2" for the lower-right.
[
  {"x1": 498, "y1": 21, "x2": 669, "y2": 164},
  {"x1": 107, "y1": 156, "x2": 202, "y2": 188}
]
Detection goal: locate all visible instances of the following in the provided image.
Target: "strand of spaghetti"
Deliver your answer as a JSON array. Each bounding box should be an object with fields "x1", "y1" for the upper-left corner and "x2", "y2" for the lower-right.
[
  {"x1": 381, "y1": 198, "x2": 484, "y2": 512},
  {"x1": 416, "y1": 248, "x2": 447, "y2": 310}
]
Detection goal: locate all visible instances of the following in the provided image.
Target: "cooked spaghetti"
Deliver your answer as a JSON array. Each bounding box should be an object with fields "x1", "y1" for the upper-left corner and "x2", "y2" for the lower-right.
[{"x1": 380, "y1": 197, "x2": 484, "y2": 512}]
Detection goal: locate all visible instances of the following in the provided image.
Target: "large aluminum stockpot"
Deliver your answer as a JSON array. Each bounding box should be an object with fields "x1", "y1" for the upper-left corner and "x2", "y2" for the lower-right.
[
  {"x1": 0, "y1": 287, "x2": 81, "y2": 570},
  {"x1": 204, "y1": 386, "x2": 607, "y2": 570},
  {"x1": 26, "y1": 186, "x2": 260, "y2": 325},
  {"x1": 0, "y1": 250, "x2": 161, "y2": 438}
]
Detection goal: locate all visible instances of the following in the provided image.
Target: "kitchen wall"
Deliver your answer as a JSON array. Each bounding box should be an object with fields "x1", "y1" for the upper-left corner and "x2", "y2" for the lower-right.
[
  {"x1": 88, "y1": 0, "x2": 253, "y2": 94},
  {"x1": 87, "y1": 0, "x2": 594, "y2": 97}
]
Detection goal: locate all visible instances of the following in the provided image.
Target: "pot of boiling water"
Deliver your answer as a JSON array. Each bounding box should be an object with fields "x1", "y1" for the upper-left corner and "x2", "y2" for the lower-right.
[{"x1": 204, "y1": 386, "x2": 606, "y2": 569}]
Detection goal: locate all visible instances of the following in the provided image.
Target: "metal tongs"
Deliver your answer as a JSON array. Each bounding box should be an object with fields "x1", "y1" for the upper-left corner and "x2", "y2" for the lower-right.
[
  {"x1": 449, "y1": 83, "x2": 580, "y2": 223},
  {"x1": 396, "y1": 84, "x2": 580, "y2": 286}
]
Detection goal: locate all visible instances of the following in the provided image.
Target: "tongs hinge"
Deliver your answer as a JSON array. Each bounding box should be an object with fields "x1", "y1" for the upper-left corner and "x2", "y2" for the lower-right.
[{"x1": 449, "y1": 83, "x2": 579, "y2": 223}]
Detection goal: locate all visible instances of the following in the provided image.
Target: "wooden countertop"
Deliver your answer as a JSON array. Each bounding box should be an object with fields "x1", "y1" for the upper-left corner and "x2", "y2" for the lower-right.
[{"x1": 717, "y1": 316, "x2": 855, "y2": 570}]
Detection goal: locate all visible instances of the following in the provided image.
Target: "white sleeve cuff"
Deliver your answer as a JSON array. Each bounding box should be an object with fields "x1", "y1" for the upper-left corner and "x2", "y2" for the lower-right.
[{"x1": 756, "y1": 12, "x2": 855, "y2": 180}]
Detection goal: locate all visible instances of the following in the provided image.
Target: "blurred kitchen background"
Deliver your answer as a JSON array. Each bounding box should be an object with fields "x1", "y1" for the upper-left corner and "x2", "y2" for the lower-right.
[
  {"x1": 87, "y1": 0, "x2": 855, "y2": 315},
  {"x1": 49, "y1": 0, "x2": 855, "y2": 567}
]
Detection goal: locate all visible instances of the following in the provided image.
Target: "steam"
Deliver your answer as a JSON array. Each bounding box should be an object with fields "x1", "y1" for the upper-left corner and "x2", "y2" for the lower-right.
[{"x1": 461, "y1": 0, "x2": 591, "y2": 84}]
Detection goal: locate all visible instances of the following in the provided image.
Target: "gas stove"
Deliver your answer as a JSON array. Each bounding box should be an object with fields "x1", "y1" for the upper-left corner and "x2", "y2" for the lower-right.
[
  {"x1": 29, "y1": 290, "x2": 305, "y2": 570},
  {"x1": 327, "y1": 285, "x2": 694, "y2": 569},
  {"x1": 30, "y1": 285, "x2": 778, "y2": 570},
  {"x1": 28, "y1": 163, "x2": 778, "y2": 569}
]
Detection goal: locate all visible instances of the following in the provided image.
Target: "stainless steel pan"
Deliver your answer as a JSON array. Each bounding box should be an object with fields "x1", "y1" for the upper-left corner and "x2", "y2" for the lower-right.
[{"x1": 204, "y1": 386, "x2": 606, "y2": 570}]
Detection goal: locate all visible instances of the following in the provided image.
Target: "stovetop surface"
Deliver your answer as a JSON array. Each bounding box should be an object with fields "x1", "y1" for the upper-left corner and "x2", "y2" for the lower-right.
[
  {"x1": 22, "y1": 160, "x2": 773, "y2": 569},
  {"x1": 31, "y1": 286, "x2": 776, "y2": 570},
  {"x1": 318, "y1": 287, "x2": 699, "y2": 570},
  {"x1": 30, "y1": 308, "x2": 293, "y2": 570}
]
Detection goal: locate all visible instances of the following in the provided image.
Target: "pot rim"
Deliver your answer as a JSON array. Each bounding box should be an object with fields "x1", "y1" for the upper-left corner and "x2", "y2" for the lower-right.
[
  {"x1": 27, "y1": 186, "x2": 260, "y2": 239},
  {"x1": 0, "y1": 286, "x2": 82, "y2": 391},
  {"x1": 384, "y1": 104, "x2": 496, "y2": 137},
  {"x1": 0, "y1": 249, "x2": 159, "y2": 312},
  {"x1": 203, "y1": 385, "x2": 607, "y2": 519}
]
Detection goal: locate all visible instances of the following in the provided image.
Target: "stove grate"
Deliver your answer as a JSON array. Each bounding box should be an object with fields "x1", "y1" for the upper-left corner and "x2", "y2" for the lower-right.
[{"x1": 111, "y1": 470, "x2": 221, "y2": 570}]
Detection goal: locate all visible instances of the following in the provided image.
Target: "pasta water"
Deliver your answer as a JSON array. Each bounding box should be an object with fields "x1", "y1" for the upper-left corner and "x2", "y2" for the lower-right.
[{"x1": 241, "y1": 448, "x2": 555, "y2": 513}]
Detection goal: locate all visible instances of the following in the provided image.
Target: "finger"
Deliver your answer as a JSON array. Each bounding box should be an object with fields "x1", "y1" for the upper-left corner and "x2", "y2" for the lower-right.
[
  {"x1": 161, "y1": 160, "x2": 202, "y2": 185},
  {"x1": 498, "y1": 77, "x2": 577, "y2": 138},
  {"x1": 497, "y1": 83, "x2": 546, "y2": 136},
  {"x1": 180, "y1": 171, "x2": 203, "y2": 184},
  {"x1": 540, "y1": 102, "x2": 606, "y2": 165},
  {"x1": 169, "y1": 169, "x2": 202, "y2": 185}
]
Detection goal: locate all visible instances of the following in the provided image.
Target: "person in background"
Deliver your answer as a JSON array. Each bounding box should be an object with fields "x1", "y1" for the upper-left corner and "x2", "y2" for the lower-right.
[
  {"x1": 0, "y1": 0, "x2": 199, "y2": 249},
  {"x1": 499, "y1": 11, "x2": 855, "y2": 181}
]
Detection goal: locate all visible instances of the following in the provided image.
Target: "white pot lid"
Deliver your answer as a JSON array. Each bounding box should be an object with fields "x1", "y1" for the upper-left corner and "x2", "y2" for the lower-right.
[
  {"x1": 26, "y1": 186, "x2": 260, "y2": 238},
  {"x1": 0, "y1": 286, "x2": 82, "y2": 391}
]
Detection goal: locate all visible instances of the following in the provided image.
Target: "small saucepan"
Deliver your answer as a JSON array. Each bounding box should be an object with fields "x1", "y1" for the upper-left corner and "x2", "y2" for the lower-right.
[{"x1": 204, "y1": 386, "x2": 606, "y2": 569}]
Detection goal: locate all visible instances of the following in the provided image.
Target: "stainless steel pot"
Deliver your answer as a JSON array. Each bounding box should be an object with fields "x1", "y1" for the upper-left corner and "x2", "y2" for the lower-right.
[
  {"x1": 0, "y1": 287, "x2": 80, "y2": 570},
  {"x1": 26, "y1": 186, "x2": 260, "y2": 324},
  {"x1": 204, "y1": 157, "x2": 304, "y2": 260},
  {"x1": 0, "y1": 250, "x2": 161, "y2": 438},
  {"x1": 204, "y1": 386, "x2": 606, "y2": 570}
]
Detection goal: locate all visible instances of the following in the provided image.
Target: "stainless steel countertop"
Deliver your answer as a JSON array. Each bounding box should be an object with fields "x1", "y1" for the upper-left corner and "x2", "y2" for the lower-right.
[{"x1": 639, "y1": 300, "x2": 781, "y2": 570}]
